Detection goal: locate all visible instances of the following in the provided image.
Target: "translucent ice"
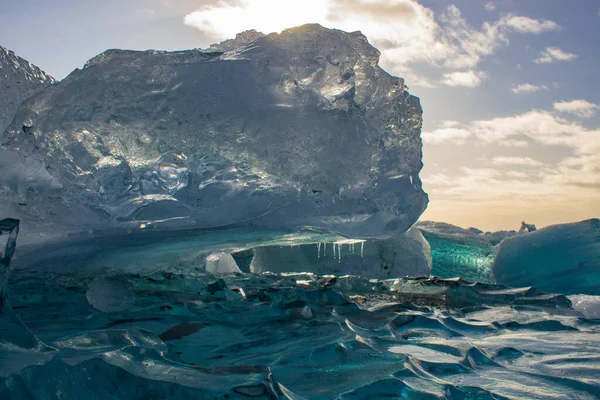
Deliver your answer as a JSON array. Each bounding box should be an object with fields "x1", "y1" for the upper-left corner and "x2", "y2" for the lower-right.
[
  {"x1": 250, "y1": 227, "x2": 431, "y2": 279},
  {"x1": 494, "y1": 219, "x2": 600, "y2": 295},
  {"x1": 416, "y1": 221, "x2": 496, "y2": 283},
  {"x1": 205, "y1": 252, "x2": 242, "y2": 275},
  {"x1": 0, "y1": 45, "x2": 55, "y2": 133},
  {"x1": 1, "y1": 24, "x2": 427, "y2": 244},
  {"x1": 568, "y1": 295, "x2": 600, "y2": 319},
  {"x1": 0, "y1": 218, "x2": 46, "y2": 349}
]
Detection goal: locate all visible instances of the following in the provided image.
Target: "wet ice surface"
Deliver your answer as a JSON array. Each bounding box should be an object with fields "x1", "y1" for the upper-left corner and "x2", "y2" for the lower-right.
[{"x1": 3, "y1": 267, "x2": 600, "y2": 399}]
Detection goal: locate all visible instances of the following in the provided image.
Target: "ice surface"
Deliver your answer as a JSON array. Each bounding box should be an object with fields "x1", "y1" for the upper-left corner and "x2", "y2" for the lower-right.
[
  {"x1": 416, "y1": 221, "x2": 496, "y2": 283},
  {"x1": 494, "y1": 219, "x2": 600, "y2": 295},
  {"x1": 0, "y1": 46, "x2": 55, "y2": 133},
  {"x1": 1, "y1": 24, "x2": 427, "y2": 245},
  {"x1": 86, "y1": 277, "x2": 136, "y2": 313},
  {"x1": 250, "y1": 226, "x2": 431, "y2": 279},
  {"x1": 3, "y1": 212, "x2": 600, "y2": 398},
  {"x1": 4, "y1": 265, "x2": 600, "y2": 399}
]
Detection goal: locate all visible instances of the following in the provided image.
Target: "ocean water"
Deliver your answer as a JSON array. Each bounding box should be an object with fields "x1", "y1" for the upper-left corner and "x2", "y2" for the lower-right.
[{"x1": 1, "y1": 229, "x2": 599, "y2": 399}]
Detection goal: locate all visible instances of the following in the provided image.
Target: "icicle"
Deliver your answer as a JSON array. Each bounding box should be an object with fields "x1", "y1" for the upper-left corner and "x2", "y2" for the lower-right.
[
  {"x1": 317, "y1": 242, "x2": 321, "y2": 258},
  {"x1": 339, "y1": 243, "x2": 342, "y2": 263},
  {"x1": 361, "y1": 241, "x2": 364, "y2": 258},
  {"x1": 324, "y1": 242, "x2": 327, "y2": 257}
]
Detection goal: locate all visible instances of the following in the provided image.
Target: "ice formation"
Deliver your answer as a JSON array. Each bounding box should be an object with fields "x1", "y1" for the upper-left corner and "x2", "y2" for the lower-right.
[
  {"x1": 0, "y1": 46, "x2": 55, "y2": 133},
  {"x1": 205, "y1": 252, "x2": 242, "y2": 274},
  {"x1": 250, "y1": 227, "x2": 431, "y2": 279},
  {"x1": 415, "y1": 221, "x2": 496, "y2": 283},
  {"x1": 0, "y1": 218, "x2": 46, "y2": 349},
  {"x1": 493, "y1": 218, "x2": 600, "y2": 295},
  {"x1": 0, "y1": 24, "x2": 427, "y2": 245}
]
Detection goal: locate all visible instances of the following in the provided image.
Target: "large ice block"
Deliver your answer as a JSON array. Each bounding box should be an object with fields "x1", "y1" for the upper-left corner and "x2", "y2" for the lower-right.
[{"x1": 1, "y1": 24, "x2": 427, "y2": 244}]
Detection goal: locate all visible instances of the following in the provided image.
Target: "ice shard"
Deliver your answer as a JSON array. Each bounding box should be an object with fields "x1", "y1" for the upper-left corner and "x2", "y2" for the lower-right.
[
  {"x1": 1, "y1": 24, "x2": 427, "y2": 244},
  {"x1": 0, "y1": 218, "x2": 46, "y2": 349},
  {"x1": 493, "y1": 219, "x2": 600, "y2": 295}
]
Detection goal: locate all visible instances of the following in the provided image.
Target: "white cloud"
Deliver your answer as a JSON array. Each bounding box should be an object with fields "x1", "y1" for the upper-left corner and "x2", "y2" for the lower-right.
[
  {"x1": 499, "y1": 15, "x2": 559, "y2": 33},
  {"x1": 484, "y1": 2, "x2": 496, "y2": 11},
  {"x1": 471, "y1": 110, "x2": 599, "y2": 150},
  {"x1": 421, "y1": 109, "x2": 600, "y2": 154},
  {"x1": 553, "y1": 99, "x2": 600, "y2": 118},
  {"x1": 505, "y1": 171, "x2": 529, "y2": 179},
  {"x1": 422, "y1": 127, "x2": 472, "y2": 144},
  {"x1": 534, "y1": 47, "x2": 577, "y2": 63},
  {"x1": 400, "y1": 68, "x2": 437, "y2": 88},
  {"x1": 492, "y1": 156, "x2": 544, "y2": 167},
  {"x1": 184, "y1": 1, "x2": 561, "y2": 87},
  {"x1": 511, "y1": 83, "x2": 548, "y2": 94},
  {"x1": 441, "y1": 70, "x2": 485, "y2": 87},
  {"x1": 184, "y1": 0, "x2": 330, "y2": 40}
]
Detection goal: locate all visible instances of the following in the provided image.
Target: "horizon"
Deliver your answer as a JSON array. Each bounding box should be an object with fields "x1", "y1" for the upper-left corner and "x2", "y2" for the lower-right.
[{"x1": 1, "y1": 0, "x2": 598, "y2": 231}]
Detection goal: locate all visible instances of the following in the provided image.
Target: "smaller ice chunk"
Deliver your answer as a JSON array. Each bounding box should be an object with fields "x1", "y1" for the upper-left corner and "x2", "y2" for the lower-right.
[
  {"x1": 205, "y1": 252, "x2": 241, "y2": 275},
  {"x1": 494, "y1": 219, "x2": 600, "y2": 295},
  {"x1": 518, "y1": 221, "x2": 537, "y2": 233},
  {"x1": 569, "y1": 295, "x2": 600, "y2": 319},
  {"x1": 86, "y1": 277, "x2": 136, "y2": 313}
]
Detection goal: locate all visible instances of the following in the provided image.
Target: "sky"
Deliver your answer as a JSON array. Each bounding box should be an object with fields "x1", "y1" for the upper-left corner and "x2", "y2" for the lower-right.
[{"x1": 1, "y1": 0, "x2": 598, "y2": 231}]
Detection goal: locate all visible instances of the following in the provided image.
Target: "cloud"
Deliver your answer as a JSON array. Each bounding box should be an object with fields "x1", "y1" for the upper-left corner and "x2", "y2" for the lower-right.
[
  {"x1": 505, "y1": 171, "x2": 529, "y2": 179},
  {"x1": 183, "y1": 0, "x2": 330, "y2": 40},
  {"x1": 184, "y1": 1, "x2": 561, "y2": 87},
  {"x1": 472, "y1": 110, "x2": 599, "y2": 150},
  {"x1": 553, "y1": 99, "x2": 600, "y2": 118},
  {"x1": 441, "y1": 70, "x2": 485, "y2": 87},
  {"x1": 422, "y1": 108, "x2": 600, "y2": 228},
  {"x1": 484, "y1": 2, "x2": 496, "y2": 11},
  {"x1": 499, "y1": 16, "x2": 560, "y2": 33},
  {"x1": 492, "y1": 156, "x2": 544, "y2": 167},
  {"x1": 422, "y1": 109, "x2": 600, "y2": 153},
  {"x1": 534, "y1": 47, "x2": 577, "y2": 63},
  {"x1": 511, "y1": 83, "x2": 548, "y2": 94},
  {"x1": 422, "y1": 127, "x2": 472, "y2": 144}
]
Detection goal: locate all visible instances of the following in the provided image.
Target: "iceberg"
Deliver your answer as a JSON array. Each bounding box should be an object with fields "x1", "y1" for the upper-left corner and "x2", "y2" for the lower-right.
[
  {"x1": 493, "y1": 219, "x2": 600, "y2": 295},
  {"x1": 1, "y1": 24, "x2": 427, "y2": 245}
]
